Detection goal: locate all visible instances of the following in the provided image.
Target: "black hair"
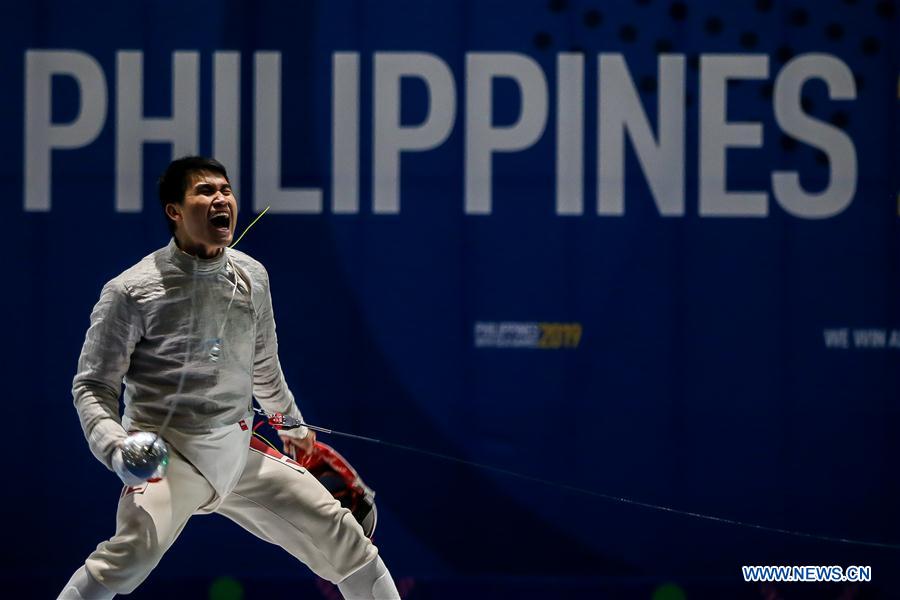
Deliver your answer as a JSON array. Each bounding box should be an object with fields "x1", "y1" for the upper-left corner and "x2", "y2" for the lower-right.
[{"x1": 157, "y1": 156, "x2": 230, "y2": 234}]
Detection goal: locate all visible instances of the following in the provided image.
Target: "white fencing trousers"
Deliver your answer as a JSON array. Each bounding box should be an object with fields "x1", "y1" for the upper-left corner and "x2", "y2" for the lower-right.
[
  {"x1": 77, "y1": 442, "x2": 378, "y2": 595},
  {"x1": 338, "y1": 555, "x2": 400, "y2": 599},
  {"x1": 59, "y1": 566, "x2": 114, "y2": 600}
]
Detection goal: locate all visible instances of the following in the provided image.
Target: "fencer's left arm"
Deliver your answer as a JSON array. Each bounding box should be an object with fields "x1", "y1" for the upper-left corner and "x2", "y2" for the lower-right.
[{"x1": 252, "y1": 267, "x2": 310, "y2": 441}]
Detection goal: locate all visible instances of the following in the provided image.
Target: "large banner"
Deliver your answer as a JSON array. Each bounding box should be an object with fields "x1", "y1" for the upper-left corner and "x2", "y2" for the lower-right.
[{"x1": 3, "y1": 0, "x2": 898, "y2": 597}]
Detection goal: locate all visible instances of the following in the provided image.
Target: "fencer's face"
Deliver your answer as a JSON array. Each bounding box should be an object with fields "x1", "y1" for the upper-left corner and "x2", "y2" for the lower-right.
[{"x1": 167, "y1": 171, "x2": 237, "y2": 258}]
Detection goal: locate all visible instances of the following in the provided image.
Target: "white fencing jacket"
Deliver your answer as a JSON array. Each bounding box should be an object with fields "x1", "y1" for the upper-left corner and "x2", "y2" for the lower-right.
[{"x1": 73, "y1": 239, "x2": 307, "y2": 496}]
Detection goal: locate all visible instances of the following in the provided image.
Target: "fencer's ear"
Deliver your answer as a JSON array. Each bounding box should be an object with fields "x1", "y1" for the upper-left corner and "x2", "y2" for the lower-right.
[{"x1": 165, "y1": 203, "x2": 181, "y2": 224}]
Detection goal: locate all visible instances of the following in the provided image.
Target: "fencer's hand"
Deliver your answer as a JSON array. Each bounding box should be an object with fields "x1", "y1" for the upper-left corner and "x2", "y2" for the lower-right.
[
  {"x1": 279, "y1": 429, "x2": 316, "y2": 460},
  {"x1": 111, "y1": 446, "x2": 148, "y2": 487}
]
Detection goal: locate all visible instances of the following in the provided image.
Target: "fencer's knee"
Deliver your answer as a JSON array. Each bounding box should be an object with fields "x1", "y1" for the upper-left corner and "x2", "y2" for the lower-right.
[
  {"x1": 129, "y1": 538, "x2": 166, "y2": 577},
  {"x1": 86, "y1": 533, "x2": 166, "y2": 594}
]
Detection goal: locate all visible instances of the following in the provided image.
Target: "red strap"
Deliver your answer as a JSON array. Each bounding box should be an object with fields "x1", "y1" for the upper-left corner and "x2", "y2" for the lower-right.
[{"x1": 249, "y1": 435, "x2": 303, "y2": 468}]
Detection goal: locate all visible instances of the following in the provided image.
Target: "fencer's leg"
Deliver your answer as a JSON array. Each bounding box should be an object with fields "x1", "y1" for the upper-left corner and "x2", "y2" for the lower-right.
[
  {"x1": 58, "y1": 565, "x2": 115, "y2": 600},
  {"x1": 63, "y1": 448, "x2": 215, "y2": 596},
  {"x1": 337, "y1": 556, "x2": 400, "y2": 600},
  {"x1": 216, "y1": 444, "x2": 383, "y2": 588}
]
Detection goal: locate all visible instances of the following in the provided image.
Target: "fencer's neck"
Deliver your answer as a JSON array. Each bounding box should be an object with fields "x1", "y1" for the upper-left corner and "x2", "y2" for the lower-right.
[
  {"x1": 167, "y1": 238, "x2": 227, "y2": 275},
  {"x1": 173, "y1": 234, "x2": 224, "y2": 259}
]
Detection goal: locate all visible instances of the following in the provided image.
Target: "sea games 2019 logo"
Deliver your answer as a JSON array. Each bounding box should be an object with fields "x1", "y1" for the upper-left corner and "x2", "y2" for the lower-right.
[{"x1": 474, "y1": 321, "x2": 582, "y2": 349}]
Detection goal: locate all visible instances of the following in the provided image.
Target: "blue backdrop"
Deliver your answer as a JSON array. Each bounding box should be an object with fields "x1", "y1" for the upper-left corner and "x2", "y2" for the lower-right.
[{"x1": 2, "y1": 0, "x2": 898, "y2": 598}]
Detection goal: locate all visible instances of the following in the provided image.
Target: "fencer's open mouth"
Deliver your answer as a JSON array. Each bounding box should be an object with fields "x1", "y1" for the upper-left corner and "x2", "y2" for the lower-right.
[{"x1": 209, "y1": 212, "x2": 230, "y2": 230}]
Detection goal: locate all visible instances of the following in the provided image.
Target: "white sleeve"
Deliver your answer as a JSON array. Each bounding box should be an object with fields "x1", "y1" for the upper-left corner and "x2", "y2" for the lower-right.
[
  {"x1": 72, "y1": 279, "x2": 142, "y2": 470},
  {"x1": 252, "y1": 268, "x2": 309, "y2": 438}
]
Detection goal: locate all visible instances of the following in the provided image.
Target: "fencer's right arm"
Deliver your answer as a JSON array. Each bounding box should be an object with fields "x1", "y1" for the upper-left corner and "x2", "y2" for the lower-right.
[{"x1": 72, "y1": 279, "x2": 142, "y2": 471}]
